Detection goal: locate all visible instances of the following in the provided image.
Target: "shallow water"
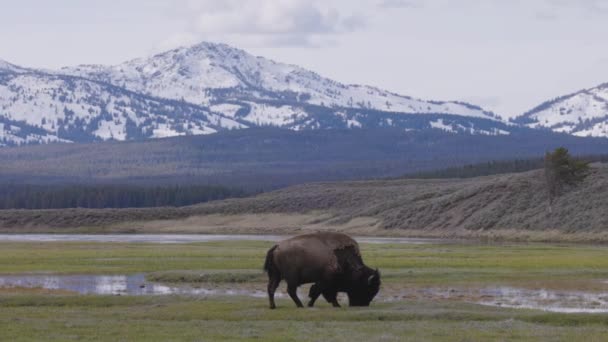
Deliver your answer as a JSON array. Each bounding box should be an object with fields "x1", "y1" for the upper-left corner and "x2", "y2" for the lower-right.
[
  {"x1": 1, "y1": 274, "x2": 607, "y2": 313},
  {"x1": 0, "y1": 234, "x2": 442, "y2": 244},
  {"x1": 0, "y1": 274, "x2": 272, "y2": 297},
  {"x1": 476, "y1": 287, "x2": 608, "y2": 314},
  {"x1": 381, "y1": 286, "x2": 608, "y2": 313}
]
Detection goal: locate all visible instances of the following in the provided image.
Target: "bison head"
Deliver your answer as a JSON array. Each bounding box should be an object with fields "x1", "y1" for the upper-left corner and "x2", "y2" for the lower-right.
[{"x1": 347, "y1": 268, "x2": 381, "y2": 306}]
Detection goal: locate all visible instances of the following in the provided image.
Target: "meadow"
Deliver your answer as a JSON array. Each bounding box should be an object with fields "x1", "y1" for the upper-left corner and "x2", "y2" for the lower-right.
[{"x1": 1, "y1": 240, "x2": 608, "y2": 341}]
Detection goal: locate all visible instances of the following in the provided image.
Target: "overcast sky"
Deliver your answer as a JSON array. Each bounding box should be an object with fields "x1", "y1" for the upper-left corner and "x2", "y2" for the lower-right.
[{"x1": 1, "y1": 0, "x2": 608, "y2": 118}]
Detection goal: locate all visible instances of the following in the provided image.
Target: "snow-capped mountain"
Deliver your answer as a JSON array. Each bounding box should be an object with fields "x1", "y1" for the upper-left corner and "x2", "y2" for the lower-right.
[
  {"x1": 0, "y1": 117, "x2": 68, "y2": 147},
  {"x1": 0, "y1": 71, "x2": 246, "y2": 146},
  {"x1": 63, "y1": 42, "x2": 500, "y2": 120},
  {"x1": 1, "y1": 41, "x2": 513, "y2": 147},
  {"x1": 513, "y1": 83, "x2": 608, "y2": 138},
  {"x1": 0, "y1": 59, "x2": 26, "y2": 74}
]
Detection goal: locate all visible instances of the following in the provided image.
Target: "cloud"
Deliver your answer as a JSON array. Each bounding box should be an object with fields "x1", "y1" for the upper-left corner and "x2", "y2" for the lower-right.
[
  {"x1": 596, "y1": 57, "x2": 608, "y2": 65},
  {"x1": 547, "y1": 0, "x2": 608, "y2": 11},
  {"x1": 377, "y1": 0, "x2": 423, "y2": 9},
  {"x1": 163, "y1": 0, "x2": 365, "y2": 48},
  {"x1": 157, "y1": 32, "x2": 200, "y2": 51},
  {"x1": 542, "y1": 0, "x2": 608, "y2": 16},
  {"x1": 525, "y1": 0, "x2": 608, "y2": 23},
  {"x1": 534, "y1": 10, "x2": 558, "y2": 21}
]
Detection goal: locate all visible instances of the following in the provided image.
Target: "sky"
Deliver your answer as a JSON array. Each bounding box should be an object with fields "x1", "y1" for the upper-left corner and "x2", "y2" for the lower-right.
[{"x1": 1, "y1": 0, "x2": 608, "y2": 118}]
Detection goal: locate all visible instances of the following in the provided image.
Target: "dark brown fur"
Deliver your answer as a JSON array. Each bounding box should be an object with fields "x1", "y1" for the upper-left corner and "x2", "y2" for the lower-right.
[{"x1": 263, "y1": 232, "x2": 380, "y2": 309}]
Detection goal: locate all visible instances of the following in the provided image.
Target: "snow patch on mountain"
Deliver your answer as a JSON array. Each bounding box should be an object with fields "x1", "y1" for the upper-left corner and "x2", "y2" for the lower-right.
[
  {"x1": 573, "y1": 122, "x2": 608, "y2": 137},
  {"x1": 0, "y1": 121, "x2": 67, "y2": 147},
  {"x1": 429, "y1": 118, "x2": 510, "y2": 136},
  {"x1": 0, "y1": 72, "x2": 247, "y2": 145},
  {"x1": 514, "y1": 84, "x2": 608, "y2": 138},
  {"x1": 430, "y1": 119, "x2": 456, "y2": 133},
  {"x1": 0, "y1": 59, "x2": 26, "y2": 74},
  {"x1": 210, "y1": 104, "x2": 242, "y2": 118},
  {"x1": 242, "y1": 102, "x2": 308, "y2": 126},
  {"x1": 94, "y1": 119, "x2": 127, "y2": 141}
]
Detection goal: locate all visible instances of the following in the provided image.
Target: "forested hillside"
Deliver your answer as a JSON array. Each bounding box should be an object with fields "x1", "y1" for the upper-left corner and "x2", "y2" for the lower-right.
[
  {"x1": 2, "y1": 128, "x2": 608, "y2": 190},
  {"x1": 403, "y1": 155, "x2": 608, "y2": 179},
  {"x1": 0, "y1": 184, "x2": 245, "y2": 209}
]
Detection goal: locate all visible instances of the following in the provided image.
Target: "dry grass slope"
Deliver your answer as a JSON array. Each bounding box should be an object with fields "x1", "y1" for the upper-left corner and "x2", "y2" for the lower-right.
[
  {"x1": 194, "y1": 163, "x2": 608, "y2": 233},
  {"x1": 1, "y1": 164, "x2": 607, "y2": 238}
]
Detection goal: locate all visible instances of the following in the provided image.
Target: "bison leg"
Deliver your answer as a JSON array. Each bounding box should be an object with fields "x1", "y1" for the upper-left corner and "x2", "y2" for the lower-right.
[
  {"x1": 323, "y1": 290, "x2": 341, "y2": 308},
  {"x1": 287, "y1": 282, "x2": 304, "y2": 308},
  {"x1": 267, "y1": 275, "x2": 281, "y2": 309},
  {"x1": 308, "y1": 283, "x2": 322, "y2": 307}
]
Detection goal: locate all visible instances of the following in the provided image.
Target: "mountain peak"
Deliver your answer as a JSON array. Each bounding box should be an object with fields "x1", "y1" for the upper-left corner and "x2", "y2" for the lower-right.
[
  {"x1": 79, "y1": 41, "x2": 497, "y2": 120},
  {"x1": 189, "y1": 40, "x2": 242, "y2": 52},
  {"x1": 0, "y1": 59, "x2": 22, "y2": 72},
  {"x1": 513, "y1": 82, "x2": 608, "y2": 137},
  {"x1": 156, "y1": 41, "x2": 246, "y2": 59},
  {"x1": 1, "y1": 41, "x2": 516, "y2": 147}
]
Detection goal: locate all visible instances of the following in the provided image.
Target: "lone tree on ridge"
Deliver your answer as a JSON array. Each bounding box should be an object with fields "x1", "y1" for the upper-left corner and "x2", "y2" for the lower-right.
[{"x1": 544, "y1": 147, "x2": 590, "y2": 211}]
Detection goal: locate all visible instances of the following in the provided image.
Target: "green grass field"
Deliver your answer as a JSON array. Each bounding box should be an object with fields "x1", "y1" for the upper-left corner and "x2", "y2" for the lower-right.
[{"x1": 1, "y1": 240, "x2": 608, "y2": 341}]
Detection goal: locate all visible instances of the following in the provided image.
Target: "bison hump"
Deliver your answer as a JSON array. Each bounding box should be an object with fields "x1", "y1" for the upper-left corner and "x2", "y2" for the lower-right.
[
  {"x1": 318, "y1": 232, "x2": 361, "y2": 256},
  {"x1": 274, "y1": 232, "x2": 362, "y2": 273}
]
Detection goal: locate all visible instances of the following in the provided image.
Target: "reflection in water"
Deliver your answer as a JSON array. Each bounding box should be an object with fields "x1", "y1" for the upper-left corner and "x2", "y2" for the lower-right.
[
  {"x1": 0, "y1": 274, "x2": 273, "y2": 297},
  {"x1": 1, "y1": 274, "x2": 607, "y2": 313},
  {"x1": 1, "y1": 274, "x2": 145, "y2": 295}
]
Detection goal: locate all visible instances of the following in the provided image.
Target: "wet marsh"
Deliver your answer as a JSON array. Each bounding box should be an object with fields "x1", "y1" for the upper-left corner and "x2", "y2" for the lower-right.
[{"x1": 1, "y1": 238, "x2": 608, "y2": 340}]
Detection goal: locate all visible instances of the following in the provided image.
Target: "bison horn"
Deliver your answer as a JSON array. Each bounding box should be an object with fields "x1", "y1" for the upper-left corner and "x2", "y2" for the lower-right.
[{"x1": 368, "y1": 274, "x2": 377, "y2": 285}]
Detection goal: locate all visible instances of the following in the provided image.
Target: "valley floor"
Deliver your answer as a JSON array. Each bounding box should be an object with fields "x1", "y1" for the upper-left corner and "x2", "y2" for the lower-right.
[{"x1": 1, "y1": 240, "x2": 608, "y2": 341}]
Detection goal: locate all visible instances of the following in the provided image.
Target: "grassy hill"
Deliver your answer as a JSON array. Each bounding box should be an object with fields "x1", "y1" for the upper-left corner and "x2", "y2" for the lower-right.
[
  {"x1": 193, "y1": 163, "x2": 608, "y2": 234},
  {"x1": 2, "y1": 163, "x2": 607, "y2": 242}
]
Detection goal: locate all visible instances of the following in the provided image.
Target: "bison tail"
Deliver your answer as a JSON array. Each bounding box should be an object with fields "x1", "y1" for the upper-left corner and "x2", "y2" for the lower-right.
[{"x1": 263, "y1": 245, "x2": 278, "y2": 274}]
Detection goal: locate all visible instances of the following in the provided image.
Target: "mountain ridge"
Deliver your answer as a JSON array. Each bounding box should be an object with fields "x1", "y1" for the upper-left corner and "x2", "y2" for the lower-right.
[
  {"x1": 0, "y1": 69, "x2": 247, "y2": 146},
  {"x1": 1, "y1": 41, "x2": 511, "y2": 146},
  {"x1": 63, "y1": 41, "x2": 500, "y2": 120},
  {"x1": 513, "y1": 82, "x2": 608, "y2": 137},
  {"x1": 2, "y1": 41, "x2": 608, "y2": 146}
]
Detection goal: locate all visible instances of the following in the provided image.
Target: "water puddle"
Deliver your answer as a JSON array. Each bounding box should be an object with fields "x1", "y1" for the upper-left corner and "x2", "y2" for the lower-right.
[
  {"x1": 476, "y1": 287, "x2": 608, "y2": 313},
  {"x1": 0, "y1": 274, "x2": 269, "y2": 297},
  {"x1": 1, "y1": 274, "x2": 607, "y2": 313},
  {"x1": 381, "y1": 286, "x2": 608, "y2": 313},
  {"x1": 0, "y1": 234, "x2": 442, "y2": 245}
]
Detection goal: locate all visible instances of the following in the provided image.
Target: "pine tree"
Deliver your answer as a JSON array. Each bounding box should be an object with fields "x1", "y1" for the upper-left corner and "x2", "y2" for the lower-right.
[{"x1": 544, "y1": 147, "x2": 590, "y2": 211}]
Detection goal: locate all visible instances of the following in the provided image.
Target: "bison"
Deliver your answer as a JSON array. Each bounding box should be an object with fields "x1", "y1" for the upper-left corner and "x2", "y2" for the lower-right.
[{"x1": 263, "y1": 232, "x2": 381, "y2": 309}]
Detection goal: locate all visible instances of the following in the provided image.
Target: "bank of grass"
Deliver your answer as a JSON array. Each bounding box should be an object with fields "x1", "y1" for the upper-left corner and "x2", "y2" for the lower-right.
[{"x1": 1, "y1": 295, "x2": 608, "y2": 341}]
